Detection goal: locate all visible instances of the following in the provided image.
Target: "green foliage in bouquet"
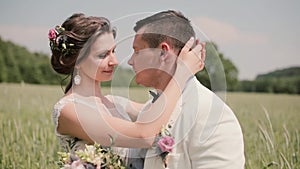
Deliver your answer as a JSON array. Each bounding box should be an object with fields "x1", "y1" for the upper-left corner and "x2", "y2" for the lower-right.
[{"x1": 57, "y1": 143, "x2": 126, "y2": 169}]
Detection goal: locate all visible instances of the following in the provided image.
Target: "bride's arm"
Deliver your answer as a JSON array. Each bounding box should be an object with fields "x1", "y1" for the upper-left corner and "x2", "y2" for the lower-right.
[
  {"x1": 105, "y1": 95, "x2": 144, "y2": 122},
  {"x1": 58, "y1": 38, "x2": 205, "y2": 148},
  {"x1": 124, "y1": 100, "x2": 144, "y2": 122}
]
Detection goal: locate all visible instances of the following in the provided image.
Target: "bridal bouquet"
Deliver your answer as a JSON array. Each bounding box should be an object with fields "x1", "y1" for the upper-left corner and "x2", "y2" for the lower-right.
[{"x1": 57, "y1": 143, "x2": 125, "y2": 169}]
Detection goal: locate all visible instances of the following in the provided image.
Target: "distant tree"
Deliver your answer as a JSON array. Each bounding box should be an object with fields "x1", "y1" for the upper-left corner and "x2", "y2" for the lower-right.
[
  {"x1": 196, "y1": 42, "x2": 238, "y2": 91},
  {"x1": 0, "y1": 51, "x2": 7, "y2": 82},
  {"x1": 296, "y1": 78, "x2": 300, "y2": 94},
  {"x1": 236, "y1": 80, "x2": 255, "y2": 92},
  {"x1": 255, "y1": 78, "x2": 274, "y2": 93},
  {"x1": 0, "y1": 37, "x2": 61, "y2": 85},
  {"x1": 37, "y1": 52, "x2": 62, "y2": 85},
  {"x1": 2, "y1": 43, "x2": 22, "y2": 83}
]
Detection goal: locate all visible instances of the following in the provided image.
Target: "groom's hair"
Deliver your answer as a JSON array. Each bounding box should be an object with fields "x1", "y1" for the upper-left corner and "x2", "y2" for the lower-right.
[{"x1": 134, "y1": 10, "x2": 195, "y2": 51}]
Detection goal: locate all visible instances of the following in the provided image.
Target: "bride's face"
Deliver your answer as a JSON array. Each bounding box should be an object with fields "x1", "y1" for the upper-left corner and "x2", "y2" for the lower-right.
[{"x1": 79, "y1": 32, "x2": 118, "y2": 82}]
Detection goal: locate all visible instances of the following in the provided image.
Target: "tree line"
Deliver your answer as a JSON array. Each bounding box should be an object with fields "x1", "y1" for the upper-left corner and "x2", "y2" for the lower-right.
[
  {"x1": 0, "y1": 37, "x2": 60, "y2": 84},
  {"x1": 0, "y1": 37, "x2": 298, "y2": 94},
  {"x1": 237, "y1": 67, "x2": 300, "y2": 94}
]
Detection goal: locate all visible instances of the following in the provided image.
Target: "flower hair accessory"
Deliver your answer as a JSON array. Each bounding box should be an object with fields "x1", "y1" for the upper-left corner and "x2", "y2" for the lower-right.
[
  {"x1": 154, "y1": 124, "x2": 175, "y2": 167},
  {"x1": 48, "y1": 25, "x2": 74, "y2": 54}
]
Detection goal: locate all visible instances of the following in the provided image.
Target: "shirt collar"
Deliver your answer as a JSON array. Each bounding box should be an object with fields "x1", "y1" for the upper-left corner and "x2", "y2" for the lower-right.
[{"x1": 149, "y1": 76, "x2": 195, "y2": 103}]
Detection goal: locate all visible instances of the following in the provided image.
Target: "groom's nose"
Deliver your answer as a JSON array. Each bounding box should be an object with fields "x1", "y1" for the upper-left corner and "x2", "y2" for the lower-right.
[{"x1": 127, "y1": 55, "x2": 133, "y2": 66}]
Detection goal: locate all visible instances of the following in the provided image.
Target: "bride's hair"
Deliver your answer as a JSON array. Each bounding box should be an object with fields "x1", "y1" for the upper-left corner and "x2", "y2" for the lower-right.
[{"x1": 50, "y1": 13, "x2": 116, "y2": 93}]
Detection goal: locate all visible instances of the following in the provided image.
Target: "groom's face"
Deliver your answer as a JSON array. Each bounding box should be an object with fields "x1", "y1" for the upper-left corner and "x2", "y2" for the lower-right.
[{"x1": 128, "y1": 34, "x2": 162, "y2": 87}]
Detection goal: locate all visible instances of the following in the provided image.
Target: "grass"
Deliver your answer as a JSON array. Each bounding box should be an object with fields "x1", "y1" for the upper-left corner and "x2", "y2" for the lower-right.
[
  {"x1": 226, "y1": 92, "x2": 300, "y2": 168},
  {"x1": 0, "y1": 83, "x2": 299, "y2": 168}
]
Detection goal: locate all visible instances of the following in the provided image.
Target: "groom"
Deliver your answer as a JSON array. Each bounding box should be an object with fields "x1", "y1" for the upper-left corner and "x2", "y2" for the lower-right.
[{"x1": 126, "y1": 10, "x2": 245, "y2": 169}]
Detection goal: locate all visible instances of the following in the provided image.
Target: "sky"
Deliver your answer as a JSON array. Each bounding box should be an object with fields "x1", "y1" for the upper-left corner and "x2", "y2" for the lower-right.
[{"x1": 0, "y1": 0, "x2": 299, "y2": 80}]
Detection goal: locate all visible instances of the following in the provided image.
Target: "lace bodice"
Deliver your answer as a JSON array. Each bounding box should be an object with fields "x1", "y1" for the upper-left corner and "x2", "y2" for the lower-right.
[
  {"x1": 52, "y1": 97, "x2": 88, "y2": 152},
  {"x1": 52, "y1": 95, "x2": 131, "y2": 154}
]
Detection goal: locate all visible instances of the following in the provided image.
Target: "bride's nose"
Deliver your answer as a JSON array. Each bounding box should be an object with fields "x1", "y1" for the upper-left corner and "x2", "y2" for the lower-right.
[{"x1": 108, "y1": 54, "x2": 118, "y2": 66}]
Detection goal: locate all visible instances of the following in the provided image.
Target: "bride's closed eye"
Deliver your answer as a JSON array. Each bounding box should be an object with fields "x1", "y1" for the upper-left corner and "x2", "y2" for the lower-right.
[
  {"x1": 98, "y1": 48, "x2": 116, "y2": 59},
  {"x1": 98, "y1": 53, "x2": 107, "y2": 59}
]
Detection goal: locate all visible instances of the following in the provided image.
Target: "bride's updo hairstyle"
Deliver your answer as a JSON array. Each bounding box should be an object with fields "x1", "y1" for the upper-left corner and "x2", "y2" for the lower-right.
[{"x1": 49, "y1": 13, "x2": 116, "y2": 93}]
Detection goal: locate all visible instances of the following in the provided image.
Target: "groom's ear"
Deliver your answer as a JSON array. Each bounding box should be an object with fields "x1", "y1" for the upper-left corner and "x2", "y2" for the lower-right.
[{"x1": 159, "y1": 42, "x2": 170, "y2": 61}]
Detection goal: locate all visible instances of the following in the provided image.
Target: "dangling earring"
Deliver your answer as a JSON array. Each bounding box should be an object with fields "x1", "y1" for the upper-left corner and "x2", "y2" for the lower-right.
[{"x1": 74, "y1": 69, "x2": 81, "y2": 85}]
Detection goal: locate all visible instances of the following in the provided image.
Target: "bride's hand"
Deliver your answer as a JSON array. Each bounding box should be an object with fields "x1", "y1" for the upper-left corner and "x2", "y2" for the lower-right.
[
  {"x1": 177, "y1": 37, "x2": 206, "y2": 75},
  {"x1": 174, "y1": 37, "x2": 206, "y2": 86}
]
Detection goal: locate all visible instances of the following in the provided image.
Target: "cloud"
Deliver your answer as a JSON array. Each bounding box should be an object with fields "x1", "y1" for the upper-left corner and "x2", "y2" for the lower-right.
[
  {"x1": 191, "y1": 17, "x2": 269, "y2": 46},
  {"x1": 0, "y1": 24, "x2": 49, "y2": 53}
]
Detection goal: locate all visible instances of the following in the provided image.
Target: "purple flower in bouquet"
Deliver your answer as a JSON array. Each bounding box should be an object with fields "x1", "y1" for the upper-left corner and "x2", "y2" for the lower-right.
[{"x1": 57, "y1": 143, "x2": 125, "y2": 169}]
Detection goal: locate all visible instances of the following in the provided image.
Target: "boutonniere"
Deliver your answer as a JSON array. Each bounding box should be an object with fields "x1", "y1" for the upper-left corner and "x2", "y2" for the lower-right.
[{"x1": 155, "y1": 124, "x2": 175, "y2": 167}]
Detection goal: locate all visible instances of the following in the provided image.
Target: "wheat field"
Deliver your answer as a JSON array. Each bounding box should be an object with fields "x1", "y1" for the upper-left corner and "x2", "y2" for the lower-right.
[{"x1": 0, "y1": 83, "x2": 299, "y2": 169}]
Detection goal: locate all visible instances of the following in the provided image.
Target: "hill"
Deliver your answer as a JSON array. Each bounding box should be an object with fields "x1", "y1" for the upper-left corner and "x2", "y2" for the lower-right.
[
  {"x1": 256, "y1": 67, "x2": 300, "y2": 79},
  {"x1": 238, "y1": 66, "x2": 300, "y2": 94}
]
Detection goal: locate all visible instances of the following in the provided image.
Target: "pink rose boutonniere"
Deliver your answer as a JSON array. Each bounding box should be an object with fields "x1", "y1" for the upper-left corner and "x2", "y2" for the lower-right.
[
  {"x1": 155, "y1": 124, "x2": 175, "y2": 167},
  {"x1": 157, "y1": 135, "x2": 174, "y2": 152}
]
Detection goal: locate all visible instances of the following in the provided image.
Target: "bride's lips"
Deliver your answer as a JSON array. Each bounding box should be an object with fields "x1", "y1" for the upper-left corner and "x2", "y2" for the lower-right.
[{"x1": 103, "y1": 70, "x2": 114, "y2": 73}]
